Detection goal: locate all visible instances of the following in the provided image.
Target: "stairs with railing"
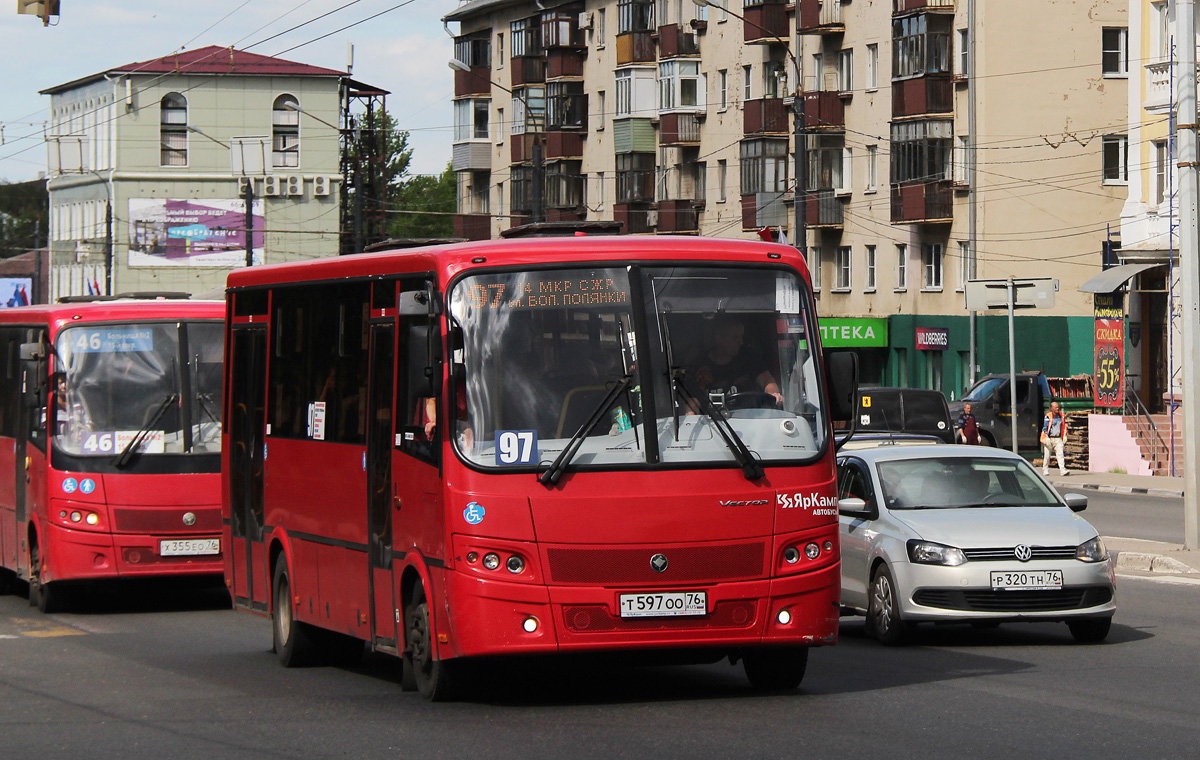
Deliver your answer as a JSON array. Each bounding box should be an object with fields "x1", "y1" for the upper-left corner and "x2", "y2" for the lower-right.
[{"x1": 1122, "y1": 385, "x2": 1184, "y2": 476}]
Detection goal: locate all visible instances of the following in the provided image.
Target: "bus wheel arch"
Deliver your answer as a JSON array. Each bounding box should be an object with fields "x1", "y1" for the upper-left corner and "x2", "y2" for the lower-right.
[
  {"x1": 400, "y1": 564, "x2": 457, "y2": 700},
  {"x1": 27, "y1": 524, "x2": 63, "y2": 614}
]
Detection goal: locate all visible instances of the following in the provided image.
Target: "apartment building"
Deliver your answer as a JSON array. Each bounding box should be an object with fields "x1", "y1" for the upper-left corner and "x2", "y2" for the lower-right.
[
  {"x1": 445, "y1": 0, "x2": 1126, "y2": 393},
  {"x1": 41, "y1": 46, "x2": 367, "y2": 299},
  {"x1": 1117, "y1": 0, "x2": 1179, "y2": 413}
]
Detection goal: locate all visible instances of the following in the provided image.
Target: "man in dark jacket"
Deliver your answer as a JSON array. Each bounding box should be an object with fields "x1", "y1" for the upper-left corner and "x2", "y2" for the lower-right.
[{"x1": 955, "y1": 402, "x2": 980, "y2": 445}]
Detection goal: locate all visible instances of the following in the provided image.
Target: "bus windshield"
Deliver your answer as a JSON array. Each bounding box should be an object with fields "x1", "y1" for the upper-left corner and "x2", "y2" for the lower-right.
[
  {"x1": 449, "y1": 265, "x2": 826, "y2": 472},
  {"x1": 53, "y1": 321, "x2": 224, "y2": 457}
]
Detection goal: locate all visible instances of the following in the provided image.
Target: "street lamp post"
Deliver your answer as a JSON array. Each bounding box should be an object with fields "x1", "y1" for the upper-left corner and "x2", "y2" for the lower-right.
[
  {"x1": 693, "y1": 0, "x2": 805, "y2": 256},
  {"x1": 449, "y1": 58, "x2": 545, "y2": 225}
]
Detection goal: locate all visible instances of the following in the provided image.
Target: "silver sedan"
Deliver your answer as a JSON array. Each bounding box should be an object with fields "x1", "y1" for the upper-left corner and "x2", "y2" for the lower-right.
[{"x1": 837, "y1": 445, "x2": 1116, "y2": 644}]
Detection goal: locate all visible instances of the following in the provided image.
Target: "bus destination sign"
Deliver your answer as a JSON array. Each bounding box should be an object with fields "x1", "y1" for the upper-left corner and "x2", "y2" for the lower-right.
[{"x1": 465, "y1": 275, "x2": 629, "y2": 310}]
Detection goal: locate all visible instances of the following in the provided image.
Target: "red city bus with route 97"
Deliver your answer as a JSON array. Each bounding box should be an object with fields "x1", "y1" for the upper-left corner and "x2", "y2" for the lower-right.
[
  {"x1": 222, "y1": 236, "x2": 858, "y2": 699},
  {"x1": 0, "y1": 296, "x2": 225, "y2": 612}
]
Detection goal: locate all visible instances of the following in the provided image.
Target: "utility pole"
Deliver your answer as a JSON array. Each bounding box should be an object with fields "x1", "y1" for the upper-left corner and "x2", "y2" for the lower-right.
[
  {"x1": 967, "y1": 0, "x2": 978, "y2": 387},
  {"x1": 105, "y1": 199, "x2": 113, "y2": 293},
  {"x1": 795, "y1": 88, "x2": 807, "y2": 257},
  {"x1": 1175, "y1": 0, "x2": 1199, "y2": 549},
  {"x1": 243, "y1": 178, "x2": 255, "y2": 268}
]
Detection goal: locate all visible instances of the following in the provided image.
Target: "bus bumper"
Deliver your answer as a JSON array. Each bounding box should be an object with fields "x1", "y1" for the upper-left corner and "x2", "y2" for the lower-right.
[
  {"x1": 41, "y1": 522, "x2": 223, "y2": 582},
  {"x1": 441, "y1": 562, "x2": 840, "y2": 659}
]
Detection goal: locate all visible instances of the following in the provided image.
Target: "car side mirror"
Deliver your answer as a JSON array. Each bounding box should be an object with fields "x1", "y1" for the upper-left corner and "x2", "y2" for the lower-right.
[
  {"x1": 1063, "y1": 493, "x2": 1088, "y2": 513},
  {"x1": 838, "y1": 497, "x2": 871, "y2": 517},
  {"x1": 826, "y1": 351, "x2": 859, "y2": 422}
]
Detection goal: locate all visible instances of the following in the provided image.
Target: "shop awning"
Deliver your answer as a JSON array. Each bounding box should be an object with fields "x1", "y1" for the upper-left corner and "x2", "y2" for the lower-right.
[{"x1": 1077, "y1": 263, "x2": 1163, "y2": 294}]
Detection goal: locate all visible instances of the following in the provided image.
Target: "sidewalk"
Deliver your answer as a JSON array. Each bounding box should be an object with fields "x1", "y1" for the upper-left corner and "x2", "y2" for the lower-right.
[{"x1": 1042, "y1": 470, "x2": 1198, "y2": 576}]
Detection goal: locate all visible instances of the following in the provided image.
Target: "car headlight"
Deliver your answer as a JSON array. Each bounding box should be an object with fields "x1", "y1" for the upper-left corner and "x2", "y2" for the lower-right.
[
  {"x1": 1076, "y1": 536, "x2": 1109, "y2": 563},
  {"x1": 907, "y1": 539, "x2": 967, "y2": 567}
]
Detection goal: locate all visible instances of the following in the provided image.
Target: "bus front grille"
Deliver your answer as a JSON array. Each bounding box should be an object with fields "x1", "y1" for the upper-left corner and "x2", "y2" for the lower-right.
[
  {"x1": 112, "y1": 507, "x2": 221, "y2": 534},
  {"x1": 546, "y1": 542, "x2": 766, "y2": 584}
]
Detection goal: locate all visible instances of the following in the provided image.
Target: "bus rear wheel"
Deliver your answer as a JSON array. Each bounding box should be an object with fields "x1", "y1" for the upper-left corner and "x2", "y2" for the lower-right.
[
  {"x1": 28, "y1": 542, "x2": 64, "y2": 614},
  {"x1": 742, "y1": 647, "x2": 809, "y2": 690},
  {"x1": 404, "y1": 586, "x2": 456, "y2": 701},
  {"x1": 272, "y1": 559, "x2": 319, "y2": 667}
]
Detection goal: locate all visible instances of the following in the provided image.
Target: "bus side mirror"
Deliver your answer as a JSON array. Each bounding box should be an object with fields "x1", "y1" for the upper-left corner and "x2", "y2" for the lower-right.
[
  {"x1": 19, "y1": 342, "x2": 48, "y2": 408},
  {"x1": 399, "y1": 290, "x2": 435, "y2": 316},
  {"x1": 19, "y1": 341, "x2": 45, "y2": 362},
  {"x1": 827, "y1": 351, "x2": 859, "y2": 422}
]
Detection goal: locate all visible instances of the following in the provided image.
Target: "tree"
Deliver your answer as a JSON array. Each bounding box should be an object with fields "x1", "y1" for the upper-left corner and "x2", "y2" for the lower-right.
[
  {"x1": 388, "y1": 163, "x2": 455, "y2": 239},
  {"x1": 0, "y1": 179, "x2": 47, "y2": 258}
]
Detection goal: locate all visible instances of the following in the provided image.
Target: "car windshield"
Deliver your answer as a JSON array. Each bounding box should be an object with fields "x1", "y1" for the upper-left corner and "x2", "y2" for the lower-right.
[
  {"x1": 53, "y1": 321, "x2": 224, "y2": 457},
  {"x1": 876, "y1": 456, "x2": 1060, "y2": 509},
  {"x1": 962, "y1": 377, "x2": 1005, "y2": 402},
  {"x1": 449, "y1": 265, "x2": 827, "y2": 472}
]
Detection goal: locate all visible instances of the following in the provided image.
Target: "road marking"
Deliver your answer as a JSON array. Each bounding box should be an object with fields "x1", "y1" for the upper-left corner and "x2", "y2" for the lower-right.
[
  {"x1": 20, "y1": 626, "x2": 87, "y2": 637},
  {"x1": 1117, "y1": 573, "x2": 1200, "y2": 587},
  {"x1": 0, "y1": 634, "x2": 18, "y2": 639}
]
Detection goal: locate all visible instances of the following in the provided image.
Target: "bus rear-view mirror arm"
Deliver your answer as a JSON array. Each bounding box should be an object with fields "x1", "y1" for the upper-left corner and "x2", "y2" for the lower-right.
[{"x1": 827, "y1": 351, "x2": 859, "y2": 451}]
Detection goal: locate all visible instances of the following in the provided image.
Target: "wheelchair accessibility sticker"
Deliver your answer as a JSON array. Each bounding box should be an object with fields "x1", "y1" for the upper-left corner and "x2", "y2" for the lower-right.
[
  {"x1": 463, "y1": 502, "x2": 486, "y2": 525},
  {"x1": 62, "y1": 478, "x2": 78, "y2": 494}
]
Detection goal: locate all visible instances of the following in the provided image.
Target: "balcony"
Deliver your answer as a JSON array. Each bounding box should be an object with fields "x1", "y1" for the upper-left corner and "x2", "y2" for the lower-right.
[
  {"x1": 617, "y1": 31, "x2": 656, "y2": 64},
  {"x1": 802, "y1": 91, "x2": 845, "y2": 130},
  {"x1": 741, "y1": 192, "x2": 789, "y2": 230},
  {"x1": 743, "y1": 1, "x2": 789, "y2": 44},
  {"x1": 453, "y1": 214, "x2": 491, "y2": 241},
  {"x1": 660, "y1": 112, "x2": 702, "y2": 146},
  {"x1": 656, "y1": 199, "x2": 700, "y2": 233},
  {"x1": 798, "y1": 0, "x2": 845, "y2": 34},
  {"x1": 545, "y1": 131, "x2": 584, "y2": 159},
  {"x1": 803, "y1": 189, "x2": 844, "y2": 228},
  {"x1": 547, "y1": 49, "x2": 584, "y2": 79},
  {"x1": 657, "y1": 24, "x2": 700, "y2": 57},
  {"x1": 615, "y1": 202, "x2": 655, "y2": 234},
  {"x1": 511, "y1": 56, "x2": 546, "y2": 87},
  {"x1": 454, "y1": 66, "x2": 491, "y2": 97},
  {"x1": 892, "y1": 75, "x2": 953, "y2": 118},
  {"x1": 744, "y1": 97, "x2": 788, "y2": 134},
  {"x1": 893, "y1": 0, "x2": 955, "y2": 14},
  {"x1": 511, "y1": 133, "x2": 545, "y2": 164},
  {"x1": 890, "y1": 180, "x2": 954, "y2": 223},
  {"x1": 451, "y1": 141, "x2": 491, "y2": 172}
]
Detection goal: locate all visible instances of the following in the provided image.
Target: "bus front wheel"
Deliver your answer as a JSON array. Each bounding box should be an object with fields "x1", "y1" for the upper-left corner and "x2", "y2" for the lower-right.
[
  {"x1": 272, "y1": 559, "x2": 319, "y2": 667},
  {"x1": 404, "y1": 585, "x2": 457, "y2": 701},
  {"x1": 742, "y1": 647, "x2": 809, "y2": 690},
  {"x1": 28, "y1": 541, "x2": 64, "y2": 614}
]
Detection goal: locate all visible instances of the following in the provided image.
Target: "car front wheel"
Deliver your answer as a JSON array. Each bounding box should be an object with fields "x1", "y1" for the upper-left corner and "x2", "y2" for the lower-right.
[
  {"x1": 1067, "y1": 616, "x2": 1111, "y2": 643},
  {"x1": 868, "y1": 565, "x2": 909, "y2": 645}
]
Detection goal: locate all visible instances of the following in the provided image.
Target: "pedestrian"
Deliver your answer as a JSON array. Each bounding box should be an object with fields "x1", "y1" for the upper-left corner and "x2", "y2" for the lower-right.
[
  {"x1": 1041, "y1": 401, "x2": 1068, "y2": 476},
  {"x1": 955, "y1": 401, "x2": 980, "y2": 445}
]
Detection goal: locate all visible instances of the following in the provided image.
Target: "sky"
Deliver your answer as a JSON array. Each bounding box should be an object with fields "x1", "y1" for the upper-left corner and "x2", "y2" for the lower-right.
[{"x1": 0, "y1": 0, "x2": 456, "y2": 183}]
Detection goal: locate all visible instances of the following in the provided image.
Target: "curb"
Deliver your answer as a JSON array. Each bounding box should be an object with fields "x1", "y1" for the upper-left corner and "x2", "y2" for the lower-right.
[
  {"x1": 1055, "y1": 482, "x2": 1185, "y2": 499},
  {"x1": 1113, "y1": 551, "x2": 1198, "y2": 574}
]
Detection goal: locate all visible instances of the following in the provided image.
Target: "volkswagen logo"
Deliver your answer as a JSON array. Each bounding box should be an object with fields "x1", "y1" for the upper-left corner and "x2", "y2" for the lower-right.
[
  {"x1": 650, "y1": 553, "x2": 669, "y2": 573},
  {"x1": 182, "y1": 512, "x2": 197, "y2": 526},
  {"x1": 1014, "y1": 544, "x2": 1033, "y2": 562}
]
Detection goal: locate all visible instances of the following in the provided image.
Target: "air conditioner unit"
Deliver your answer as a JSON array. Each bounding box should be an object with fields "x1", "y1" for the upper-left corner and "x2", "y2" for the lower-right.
[
  {"x1": 285, "y1": 175, "x2": 303, "y2": 196},
  {"x1": 263, "y1": 175, "x2": 281, "y2": 196},
  {"x1": 237, "y1": 176, "x2": 253, "y2": 195},
  {"x1": 313, "y1": 175, "x2": 331, "y2": 196},
  {"x1": 578, "y1": 11, "x2": 592, "y2": 29}
]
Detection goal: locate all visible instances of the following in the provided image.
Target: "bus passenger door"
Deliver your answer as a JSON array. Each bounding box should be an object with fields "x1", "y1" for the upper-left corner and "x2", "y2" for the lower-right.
[
  {"x1": 228, "y1": 327, "x2": 268, "y2": 611},
  {"x1": 367, "y1": 323, "x2": 397, "y2": 649}
]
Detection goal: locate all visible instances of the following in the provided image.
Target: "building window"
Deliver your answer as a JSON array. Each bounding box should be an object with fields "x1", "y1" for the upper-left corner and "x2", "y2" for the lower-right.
[
  {"x1": 546, "y1": 161, "x2": 584, "y2": 209},
  {"x1": 1154, "y1": 139, "x2": 1167, "y2": 205},
  {"x1": 718, "y1": 69, "x2": 728, "y2": 109},
  {"x1": 926, "y1": 350, "x2": 943, "y2": 392},
  {"x1": 497, "y1": 33, "x2": 504, "y2": 65},
  {"x1": 837, "y1": 49, "x2": 853, "y2": 94},
  {"x1": 659, "y1": 60, "x2": 703, "y2": 111},
  {"x1": 512, "y1": 86, "x2": 545, "y2": 134},
  {"x1": 866, "y1": 245, "x2": 877, "y2": 291},
  {"x1": 495, "y1": 107, "x2": 504, "y2": 143},
  {"x1": 1102, "y1": 27, "x2": 1128, "y2": 76},
  {"x1": 616, "y1": 70, "x2": 632, "y2": 116},
  {"x1": 547, "y1": 81, "x2": 585, "y2": 129},
  {"x1": 1103, "y1": 134, "x2": 1128, "y2": 183},
  {"x1": 597, "y1": 8, "x2": 606, "y2": 46},
  {"x1": 891, "y1": 120, "x2": 953, "y2": 184},
  {"x1": 160, "y1": 92, "x2": 188, "y2": 167},
  {"x1": 740, "y1": 138, "x2": 789, "y2": 194},
  {"x1": 718, "y1": 159, "x2": 727, "y2": 202},
  {"x1": 1153, "y1": 3, "x2": 1169, "y2": 61},
  {"x1": 454, "y1": 98, "x2": 490, "y2": 141},
  {"x1": 834, "y1": 246, "x2": 852, "y2": 291},
  {"x1": 808, "y1": 138, "x2": 849, "y2": 193},
  {"x1": 743, "y1": 65, "x2": 752, "y2": 101},
  {"x1": 616, "y1": 152, "x2": 656, "y2": 201},
  {"x1": 597, "y1": 171, "x2": 606, "y2": 209},
  {"x1": 618, "y1": 0, "x2": 654, "y2": 33},
  {"x1": 866, "y1": 144, "x2": 878, "y2": 192},
  {"x1": 811, "y1": 246, "x2": 822, "y2": 292},
  {"x1": 454, "y1": 35, "x2": 491, "y2": 68},
  {"x1": 957, "y1": 29, "x2": 969, "y2": 76},
  {"x1": 271, "y1": 94, "x2": 300, "y2": 168},
  {"x1": 896, "y1": 243, "x2": 908, "y2": 291},
  {"x1": 954, "y1": 134, "x2": 969, "y2": 185},
  {"x1": 866, "y1": 44, "x2": 878, "y2": 90},
  {"x1": 541, "y1": 11, "x2": 579, "y2": 48},
  {"x1": 923, "y1": 243, "x2": 944, "y2": 290},
  {"x1": 511, "y1": 16, "x2": 542, "y2": 57},
  {"x1": 596, "y1": 91, "x2": 606, "y2": 131},
  {"x1": 893, "y1": 15, "x2": 950, "y2": 79},
  {"x1": 468, "y1": 171, "x2": 490, "y2": 214},
  {"x1": 958, "y1": 241, "x2": 974, "y2": 290}
]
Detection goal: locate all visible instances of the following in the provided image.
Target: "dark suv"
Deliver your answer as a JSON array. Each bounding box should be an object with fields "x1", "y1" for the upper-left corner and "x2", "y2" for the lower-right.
[{"x1": 852, "y1": 387, "x2": 955, "y2": 444}]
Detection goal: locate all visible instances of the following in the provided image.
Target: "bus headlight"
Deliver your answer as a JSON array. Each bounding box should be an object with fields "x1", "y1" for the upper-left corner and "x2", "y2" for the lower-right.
[
  {"x1": 506, "y1": 555, "x2": 526, "y2": 574},
  {"x1": 482, "y1": 552, "x2": 501, "y2": 570},
  {"x1": 85, "y1": 513, "x2": 99, "y2": 525}
]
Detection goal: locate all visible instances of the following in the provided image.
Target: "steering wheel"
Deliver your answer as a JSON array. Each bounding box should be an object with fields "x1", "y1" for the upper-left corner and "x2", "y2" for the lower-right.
[
  {"x1": 980, "y1": 492, "x2": 1009, "y2": 504},
  {"x1": 724, "y1": 391, "x2": 780, "y2": 411}
]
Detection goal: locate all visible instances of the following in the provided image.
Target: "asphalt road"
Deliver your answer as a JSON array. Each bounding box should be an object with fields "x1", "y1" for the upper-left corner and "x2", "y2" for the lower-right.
[
  {"x1": 1056, "y1": 488, "x2": 1184, "y2": 543},
  {"x1": 1, "y1": 570, "x2": 1197, "y2": 760}
]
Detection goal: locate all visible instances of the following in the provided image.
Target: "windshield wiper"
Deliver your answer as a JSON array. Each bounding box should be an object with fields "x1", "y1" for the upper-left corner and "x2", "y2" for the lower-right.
[
  {"x1": 538, "y1": 374, "x2": 634, "y2": 487},
  {"x1": 671, "y1": 370, "x2": 764, "y2": 480},
  {"x1": 113, "y1": 393, "x2": 178, "y2": 468}
]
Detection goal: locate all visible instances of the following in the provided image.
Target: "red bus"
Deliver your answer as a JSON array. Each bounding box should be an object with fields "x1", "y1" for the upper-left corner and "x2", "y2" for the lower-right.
[
  {"x1": 222, "y1": 237, "x2": 857, "y2": 699},
  {"x1": 0, "y1": 297, "x2": 225, "y2": 612}
]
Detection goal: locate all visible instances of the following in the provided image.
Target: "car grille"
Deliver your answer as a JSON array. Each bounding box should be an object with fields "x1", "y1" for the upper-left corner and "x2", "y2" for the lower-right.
[
  {"x1": 562, "y1": 601, "x2": 758, "y2": 633},
  {"x1": 546, "y1": 542, "x2": 766, "y2": 585},
  {"x1": 912, "y1": 586, "x2": 1113, "y2": 612},
  {"x1": 961, "y1": 545, "x2": 1079, "y2": 562}
]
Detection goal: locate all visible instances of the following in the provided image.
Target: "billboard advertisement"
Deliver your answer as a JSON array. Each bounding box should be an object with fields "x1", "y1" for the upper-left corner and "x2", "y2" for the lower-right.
[
  {"x1": 128, "y1": 198, "x2": 264, "y2": 268},
  {"x1": 1093, "y1": 293, "x2": 1124, "y2": 408},
  {"x1": 0, "y1": 278, "x2": 32, "y2": 307}
]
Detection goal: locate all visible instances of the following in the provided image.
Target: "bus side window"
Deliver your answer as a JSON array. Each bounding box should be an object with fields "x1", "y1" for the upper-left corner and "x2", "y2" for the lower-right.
[{"x1": 397, "y1": 288, "x2": 441, "y2": 464}]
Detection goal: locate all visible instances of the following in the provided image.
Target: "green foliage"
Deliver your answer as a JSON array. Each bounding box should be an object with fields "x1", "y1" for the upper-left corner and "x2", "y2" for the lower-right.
[
  {"x1": 0, "y1": 179, "x2": 47, "y2": 258},
  {"x1": 388, "y1": 163, "x2": 455, "y2": 239}
]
